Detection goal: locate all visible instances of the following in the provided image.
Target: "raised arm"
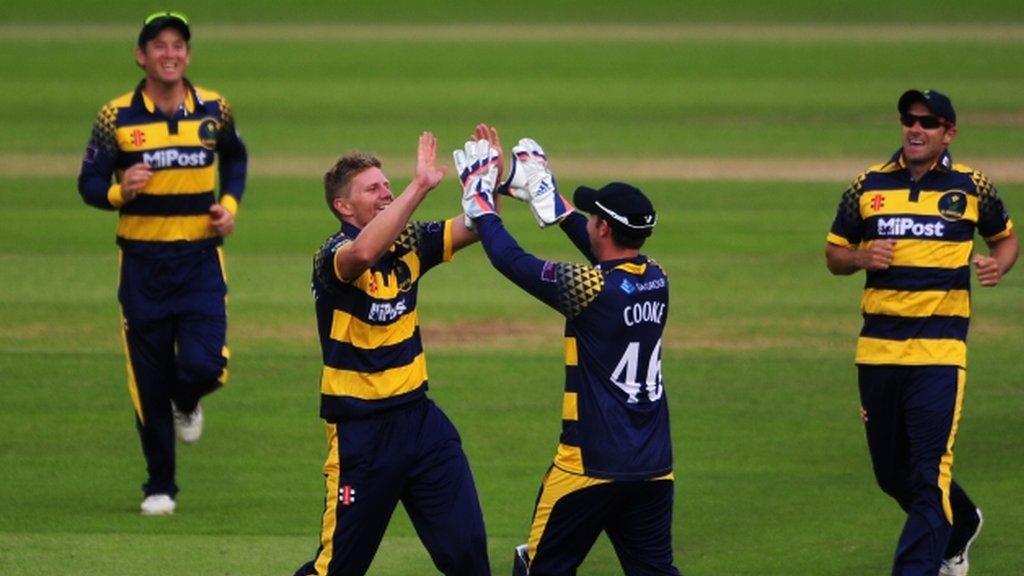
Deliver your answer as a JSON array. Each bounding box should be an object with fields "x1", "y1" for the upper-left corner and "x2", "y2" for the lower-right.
[{"x1": 335, "y1": 132, "x2": 445, "y2": 281}]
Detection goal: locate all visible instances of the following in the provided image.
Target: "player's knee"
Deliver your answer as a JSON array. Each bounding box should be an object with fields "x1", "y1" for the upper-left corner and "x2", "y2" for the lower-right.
[
  {"x1": 177, "y1": 352, "x2": 227, "y2": 386},
  {"x1": 873, "y1": 470, "x2": 911, "y2": 502}
]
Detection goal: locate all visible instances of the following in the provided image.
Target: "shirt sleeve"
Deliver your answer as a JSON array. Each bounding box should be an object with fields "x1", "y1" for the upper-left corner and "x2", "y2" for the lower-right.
[
  {"x1": 558, "y1": 211, "x2": 598, "y2": 265},
  {"x1": 216, "y1": 96, "x2": 248, "y2": 204},
  {"x1": 827, "y1": 173, "x2": 867, "y2": 247},
  {"x1": 476, "y1": 214, "x2": 603, "y2": 319},
  {"x1": 394, "y1": 220, "x2": 449, "y2": 277},
  {"x1": 972, "y1": 170, "x2": 1014, "y2": 240},
  {"x1": 77, "y1": 104, "x2": 123, "y2": 210},
  {"x1": 312, "y1": 232, "x2": 352, "y2": 297}
]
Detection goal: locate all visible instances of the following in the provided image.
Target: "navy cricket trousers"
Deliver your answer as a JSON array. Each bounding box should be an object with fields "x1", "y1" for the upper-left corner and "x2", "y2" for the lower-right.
[
  {"x1": 119, "y1": 246, "x2": 229, "y2": 497},
  {"x1": 294, "y1": 398, "x2": 490, "y2": 576},
  {"x1": 858, "y1": 365, "x2": 978, "y2": 576}
]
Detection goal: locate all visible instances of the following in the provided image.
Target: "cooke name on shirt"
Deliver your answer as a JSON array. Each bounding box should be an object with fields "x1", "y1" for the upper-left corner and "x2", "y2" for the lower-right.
[{"x1": 623, "y1": 300, "x2": 666, "y2": 327}]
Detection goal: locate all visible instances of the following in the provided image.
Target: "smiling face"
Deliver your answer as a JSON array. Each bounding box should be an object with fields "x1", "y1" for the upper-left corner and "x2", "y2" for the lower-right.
[
  {"x1": 135, "y1": 27, "x2": 190, "y2": 87},
  {"x1": 901, "y1": 101, "x2": 956, "y2": 169},
  {"x1": 335, "y1": 167, "x2": 393, "y2": 229}
]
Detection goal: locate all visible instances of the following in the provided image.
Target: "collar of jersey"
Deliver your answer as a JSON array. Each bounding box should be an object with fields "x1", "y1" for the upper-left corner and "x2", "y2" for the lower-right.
[
  {"x1": 886, "y1": 148, "x2": 953, "y2": 177},
  {"x1": 135, "y1": 78, "x2": 198, "y2": 116}
]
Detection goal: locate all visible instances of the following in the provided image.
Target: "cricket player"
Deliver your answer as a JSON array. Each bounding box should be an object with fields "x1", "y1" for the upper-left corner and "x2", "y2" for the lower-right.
[
  {"x1": 825, "y1": 89, "x2": 1018, "y2": 576},
  {"x1": 293, "y1": 132, "x2": 491, "y2": 576},
  {"x1": 455, "y1": 128, "x2": 680, "y2": 576},
  {"x1": 76, "y1": 10, "x2": 248, "y2": 515}
]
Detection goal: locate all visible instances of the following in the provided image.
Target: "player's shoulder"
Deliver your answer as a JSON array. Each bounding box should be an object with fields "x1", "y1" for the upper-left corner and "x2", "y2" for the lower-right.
[
  {"x1": 316, "y1": 230, "x2": 352, "y2": 258},
  {"x1": 312, "y1": 230, "x2": 352, "y2": 288},
  {"x1": 644, "y1": 256, "x2": 668, "y2": 279},
  {"x1": 104, "y1": 89, "x2": 135, "y2": 110},
  {"x1": 950, "y1": 162, "x2": 995, "y2": 192},
  {"x1": 193, "y1": 85, "x2": 226, "y2": 103}
]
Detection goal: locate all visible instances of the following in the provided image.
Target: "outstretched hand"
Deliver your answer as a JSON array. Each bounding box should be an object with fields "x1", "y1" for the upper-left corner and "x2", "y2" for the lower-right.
[{"x1": 413, "y1": 131, "x2": 446, "y2": 192}]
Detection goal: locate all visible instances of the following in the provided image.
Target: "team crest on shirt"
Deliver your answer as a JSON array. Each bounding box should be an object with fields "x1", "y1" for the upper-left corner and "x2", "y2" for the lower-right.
[
  {"x1": 937, "y1": 190, "x2": 967, "y2": 221},
  {"x1": 198, "y1": 117, "x2": 220, "y2": 150}
]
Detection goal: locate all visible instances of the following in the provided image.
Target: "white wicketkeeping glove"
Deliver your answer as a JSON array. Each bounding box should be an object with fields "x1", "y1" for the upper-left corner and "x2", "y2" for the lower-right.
[
  {"x1": 498, "y1": 138, "x2": 573, "y2": 228},
  {"x1": 453, "y1": 139, "x2": 499, "y2": 229}
]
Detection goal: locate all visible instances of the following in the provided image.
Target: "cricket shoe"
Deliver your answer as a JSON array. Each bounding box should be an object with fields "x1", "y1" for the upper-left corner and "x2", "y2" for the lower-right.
[
  {"x1": 939, "y1": 508, "x2": 983, "y2": 576},
  {"x1": 172, "y1": 402, "x2": 203, "y2": 444},
  {"x1": 140, "y1": 494, "x2": 176, "y2": 516},
  {"x1": 513, "y1": 543, "x2": 530, "y2": 576}
]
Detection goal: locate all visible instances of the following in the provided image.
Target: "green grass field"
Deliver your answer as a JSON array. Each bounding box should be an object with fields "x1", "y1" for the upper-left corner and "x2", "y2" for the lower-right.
[{"x1": 1, "y1": 2, "x2": 1022, "y2": 574}]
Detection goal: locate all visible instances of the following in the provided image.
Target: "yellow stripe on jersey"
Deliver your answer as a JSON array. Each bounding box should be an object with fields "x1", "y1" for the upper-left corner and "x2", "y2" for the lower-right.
[
  {"x1": 860, "y1": 190, "x2": 979, "y2": 221},
  {"x1": 562, "y1": 392, "x2": 578, "y2": 422},
  {"x1": 613, "y1": 261, "x2": 647, "y2": 275},
  {"x1": 117, "y1": 214, "x2": 215, "y2": 242},
  {"x1": 526, "y1": 466, "x2": 611, "y2": 565},
  {"x1": 890, "y1": 239, "x2": 973, "y2": 269},
  {"x1": 985, "y1": 219, "x2": 1015, "y2": 242},
  {"x1": 115, "y1": 119, "x2": 216, "y2": 151},
  {"x1": 220, "y1": 193, "x2": 239, "y2": 215},
  {"x1": 856, "y1": 337, "x2": 966, "y2": 367},
  {"x1": 938, "y1": 369, "x2": 966, "y2": 524},
  {"x1": 142, "y1": 168, "x2": 216, "y2": 195},
  {"x1": 342, "y1": 251, "x2": 423, "y2": 300},
  {"x1": 330, "y1": 309, "x2": 418, "y2": 349},
  {"x1": 826, "y1": 232, "x2": 853, "y2": 248},
  {"x1": 862, "y1": 289, "x2": 970, "y2": 318},
  {"x1": 554, "y1": 443, "x2": 584, "y2": 474},
  {"x1": 320, "y1": 352, "x2": 428, "y2": 400},
  {"x1": 443, "y1": 218, "x2": 455, "y2": 262},
  {"x1": 564, "y1": 337, "x2": 578, "y2": 366}
]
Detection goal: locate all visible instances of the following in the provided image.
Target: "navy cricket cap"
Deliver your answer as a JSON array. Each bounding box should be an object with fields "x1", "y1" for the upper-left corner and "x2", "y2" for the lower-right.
[
  {"x1": 138, "y1": 11, "x2": 191, "y2": 47},
  {"x1": 898, "y1": 89, "x2": 956, "y2": 125},
  {"x1": 573, "y1": 182, "x2": 657, "y2": 239}
]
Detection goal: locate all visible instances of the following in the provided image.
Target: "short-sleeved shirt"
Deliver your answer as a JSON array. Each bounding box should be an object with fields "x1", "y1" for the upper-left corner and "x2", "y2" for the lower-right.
[
  {"x1": 77, "y1": 79, "x2": 248, "y2": 257},
  {"x1": 312, "y1": 219, "x2": 454, "y2": 421},
  {"x1": 827, "y1": 149, "x2": 1014, "y2": 367}
]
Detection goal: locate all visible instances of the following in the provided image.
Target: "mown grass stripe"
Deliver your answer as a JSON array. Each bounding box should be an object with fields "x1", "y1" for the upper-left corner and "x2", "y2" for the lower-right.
[
  {"x1": 14, "y1": 153, "x2": 1024, "y2": 183},
  {"x1": 2, "y1": 23, "x2": 1024, "y2": 44}
]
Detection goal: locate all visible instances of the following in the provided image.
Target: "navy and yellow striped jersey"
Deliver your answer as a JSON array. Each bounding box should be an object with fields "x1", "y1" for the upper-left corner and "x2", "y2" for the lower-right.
[
  {"x1": 828, "y1": 149, "x2": 1014, "y2": 368},
  {"x1": 476, "y1": 213, "x2": 672, "y2": 481},
  {"x1": 312, "y1": 219, "x2": 455, "y2": 421},
  {"x1": 78, "y1": 79, "x2": 247, "y2": 256}
]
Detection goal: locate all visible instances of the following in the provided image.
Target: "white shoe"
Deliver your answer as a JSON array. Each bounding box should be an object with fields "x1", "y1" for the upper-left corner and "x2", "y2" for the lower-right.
[
  {"x1": 940, "y1": 508, "x2": 983, "y2": 576},
  {"x1": 172, "y1": 402, "x2": 203, "y2": 444},
  {"x1": 513, "y1": 543, "x2": 530, "y2": 576},
  {"x1": 140, "y1": 494, "x2": 176, "y2": 516}
]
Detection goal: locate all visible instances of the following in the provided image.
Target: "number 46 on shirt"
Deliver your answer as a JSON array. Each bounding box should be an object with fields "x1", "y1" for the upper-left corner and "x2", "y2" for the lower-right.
[{"x1": 610, "y1": 339, "x2": 664, "y2": 403}]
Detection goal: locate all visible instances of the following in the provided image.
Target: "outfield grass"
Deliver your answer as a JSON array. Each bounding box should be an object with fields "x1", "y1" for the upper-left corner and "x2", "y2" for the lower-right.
[{"x1": 1, "y1": 2, "x2": 1023, "y2": 575}]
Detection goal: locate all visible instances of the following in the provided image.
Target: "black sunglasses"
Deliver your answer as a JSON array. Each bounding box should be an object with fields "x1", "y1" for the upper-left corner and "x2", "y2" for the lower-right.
[{"x1": 900, "y1": 114, "x2": 946, "y2": 129}]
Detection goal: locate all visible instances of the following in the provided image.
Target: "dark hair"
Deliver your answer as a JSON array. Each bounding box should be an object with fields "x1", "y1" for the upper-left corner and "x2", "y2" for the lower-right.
[
  {"x1": 324, "y1": 152, "x2": 382, "y2": 220},
  {"x1": 605, "y1": 217, "x2": 647, "y2": 249}
]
